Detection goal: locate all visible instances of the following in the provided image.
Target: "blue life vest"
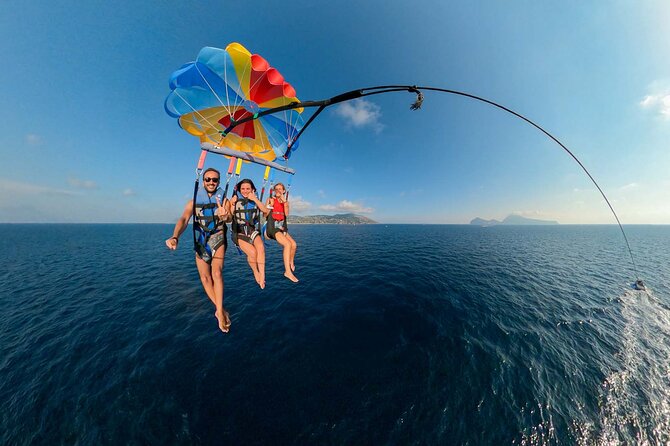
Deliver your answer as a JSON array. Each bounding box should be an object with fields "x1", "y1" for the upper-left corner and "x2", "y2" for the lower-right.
[
  {"x1": 193, "y1": 186, "x2": 227, "y2": 259},
  {"x1": 194, "y1": 186, "x2": 225, "y2": 234}
]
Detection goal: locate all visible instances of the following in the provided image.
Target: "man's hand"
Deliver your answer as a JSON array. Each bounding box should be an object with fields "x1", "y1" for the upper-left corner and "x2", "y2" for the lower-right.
[
  {"x1": 216, "y1": 197, "x2": 231, "y2": 221},
  {"x1": 165, "y1": 237, "x2": 178, "y2": 250}
]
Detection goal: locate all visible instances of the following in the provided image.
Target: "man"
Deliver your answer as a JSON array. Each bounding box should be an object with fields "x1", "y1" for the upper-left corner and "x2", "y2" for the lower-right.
[{"x1": 165, "y1": 168, "x2": 232, "y2": 333}]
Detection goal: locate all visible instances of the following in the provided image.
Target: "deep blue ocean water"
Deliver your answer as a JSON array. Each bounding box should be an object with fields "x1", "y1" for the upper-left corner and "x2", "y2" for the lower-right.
[{"x1": 1, "y1": 224, "x2": 669, "y2": 445}]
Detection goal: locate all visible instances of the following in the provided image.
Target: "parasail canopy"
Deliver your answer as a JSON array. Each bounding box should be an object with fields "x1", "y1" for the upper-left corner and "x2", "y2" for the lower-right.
[{"x1": 165, "y1": 43, "x2": 304, "y2": 163}]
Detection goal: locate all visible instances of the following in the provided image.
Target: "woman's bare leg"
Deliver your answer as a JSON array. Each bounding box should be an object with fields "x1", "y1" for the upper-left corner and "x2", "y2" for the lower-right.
[
  {"x1": 285, "y1": 233, "x2": 297, "y2": 272},
  {"x1": 275, "y1": 232, "x2": 298, "y2": 282},
  {"x1": 238, "y1": 239, "x2": 261, "y2": 286},
  {"x1": 252, "y1": 236, "x2": 266, "y2": 288}
]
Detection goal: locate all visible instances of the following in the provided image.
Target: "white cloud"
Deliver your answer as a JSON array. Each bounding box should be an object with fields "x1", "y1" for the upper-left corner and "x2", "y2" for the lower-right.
[
  {"x1": 639, "y1": 80, "x2": 670, "y2": 120},
  {"x1": 319, "y1": 199, "x2": 374, "y2": 214},
  {"x1": 122, "y1": 188, "x2": 136, "y2": 196},
  {"x1": 334, "y1": 99, "x2": 384, "y2": 133},
  {"x1": 25, "y1": 134, "x2": 42, "y2": 145},
  {"x1": 68, "y1": 177, "x2": 98, "y2": 190},
  {"x1": 289, "y1": 195, "x2": 312, "y2": 213}
]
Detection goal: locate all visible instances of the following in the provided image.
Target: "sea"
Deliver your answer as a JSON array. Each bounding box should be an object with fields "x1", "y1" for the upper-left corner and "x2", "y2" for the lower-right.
[{"x1": 1, "y1": 224, "x2": 669, "y2": 445}]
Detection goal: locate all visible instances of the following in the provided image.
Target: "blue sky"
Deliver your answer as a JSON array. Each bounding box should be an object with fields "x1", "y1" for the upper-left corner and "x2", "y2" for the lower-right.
[{"x1": 1, "y1": 0, "x2": 668, "y2": 224}]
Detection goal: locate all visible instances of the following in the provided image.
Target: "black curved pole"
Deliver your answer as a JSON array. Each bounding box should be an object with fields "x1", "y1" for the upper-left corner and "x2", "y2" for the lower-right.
[{"x1": 222, "y1": 85, "x2": 642, "y2": 283}]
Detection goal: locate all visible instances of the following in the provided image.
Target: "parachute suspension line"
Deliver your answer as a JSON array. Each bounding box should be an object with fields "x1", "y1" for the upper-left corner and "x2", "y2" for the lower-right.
[
  {"x1": 230, "y1": 56, "x2": 250, "y2": 111},
  {"x1": 222, "y1": 55, "x2": 232, "y2": 114},
  {"x1": 265, "y1": 169, "x2": 276, "y2": 240},
  {"x1": 194, "y1": 63, "x2": 230, "y2": 116},
  {"x1": 173, "y1": 90, "x2": 222, "y2": 131},
  {"x1": 233, "y1": 158, "x2": 243, "y2": 194},
  {"x1": 284, "y1": 104, "x2": 305, "y2": 157},
  {"x1": 192, "y1": 150, "x2": 209, "y2": 253},
  {"x1": 222, "y1": 156, "x2": 237, "y2": 198},
  {"x1": 259, "y1": 166, "x2": 271, "y2": 202},
  {"x1": 286, "y1": 104, "x2": 326, "y2": 155},
  {"x1": 231, "y1": 158, "x2": 244, "y2": 255},
  {"x1": 257, "y1": 166, "x2": 272, "y2": 235},
  {"x1": 286, "y1": 173, "x2": 293, "y2": 201}
]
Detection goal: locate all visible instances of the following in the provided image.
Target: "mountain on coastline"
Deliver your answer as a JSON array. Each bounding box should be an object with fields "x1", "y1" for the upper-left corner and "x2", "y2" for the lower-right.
[
  {"x1": 289, "y1": 213, "x2": 377, "y2": 224},
  {"x1": 470, "y1": 214, "x2": 559, "y2": 226}
]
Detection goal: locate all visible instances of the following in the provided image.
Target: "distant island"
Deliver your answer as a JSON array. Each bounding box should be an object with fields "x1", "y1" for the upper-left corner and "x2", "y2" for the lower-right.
[
  {"x1": 289, "y1": 213, "x2": 377, "y2": 224},
  {"x1": 470, "y1": 214, "x2": 559, "y2": 226}
]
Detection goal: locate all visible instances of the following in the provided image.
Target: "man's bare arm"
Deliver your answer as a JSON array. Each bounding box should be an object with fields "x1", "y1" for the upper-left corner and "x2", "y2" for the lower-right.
[{"x1": 165, "y1": 201, "x2": 193, "y2": 250}]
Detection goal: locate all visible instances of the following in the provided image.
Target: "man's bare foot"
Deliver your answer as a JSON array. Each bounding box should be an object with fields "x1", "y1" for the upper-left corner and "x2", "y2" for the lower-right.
[
  {"x1": 284, "y1": 272, "x2": 299, "y2": 283},
  {"x1": 252, "y1": 270, "x2": 262, "y2": 286},
  {"x1": 215, "y1": 310, "x2": 230, "y2": 333}
]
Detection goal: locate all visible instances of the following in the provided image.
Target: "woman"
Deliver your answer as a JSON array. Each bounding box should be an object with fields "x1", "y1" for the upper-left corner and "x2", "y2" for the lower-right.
[
  {"x1": 230, "y1": 179, "x2": 269, "y2": 289},
  {"x1": 265, "y1": 182, "x2": 298, "y2": 282}
]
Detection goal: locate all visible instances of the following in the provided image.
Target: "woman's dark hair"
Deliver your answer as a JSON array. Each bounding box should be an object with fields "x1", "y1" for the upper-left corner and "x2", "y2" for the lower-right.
[{"x1": 236, "y1": 178, "x2": 256, "y2": 194}]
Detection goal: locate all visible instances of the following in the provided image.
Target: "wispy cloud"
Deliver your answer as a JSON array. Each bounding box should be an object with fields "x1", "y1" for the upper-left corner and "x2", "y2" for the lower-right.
[
  {"x1": 319, "y1": 200, "x2": 373, "y2": 214},
  {"x1": 619, "y1": 182, "x2": 639, "y2": 191},
  {"x1": 334, "y1": 99, "x2": 384, "y2": 133},
  {"x1": 0, "y1": 178, "x2": 79, "y2": 196},
  {"x1": 68, "y1": 177, "x2": 98, "y2": 190},
  {"x1": 122, "y1": 188, "x2": 136, "y2": 196},
  {"x1": 640, "y1": 80, "x2": 670, "y2": 120},
  {"x1": 25, "y1": 134, "x2": 43, "y2": 145}
]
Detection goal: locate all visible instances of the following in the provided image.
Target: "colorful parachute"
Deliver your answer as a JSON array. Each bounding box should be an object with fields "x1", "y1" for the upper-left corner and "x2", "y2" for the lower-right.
[{"x1": 165, "y1": 43, "x2": 304, "y2": 163}]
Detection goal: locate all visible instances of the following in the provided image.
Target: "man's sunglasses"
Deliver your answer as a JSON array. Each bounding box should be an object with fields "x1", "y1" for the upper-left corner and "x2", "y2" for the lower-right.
[{"x1": 204, "y1": 177, "x2": 220, "y2": 183}]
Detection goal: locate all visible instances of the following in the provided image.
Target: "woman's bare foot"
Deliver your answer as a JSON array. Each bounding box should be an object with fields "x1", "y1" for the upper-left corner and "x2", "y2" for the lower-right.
[
  {"x1": 284, "y1": 271, "x2": 299, "y2": 283},
  {"x1": 215, "y1": 310, "x2": 230, "y2": 333}
]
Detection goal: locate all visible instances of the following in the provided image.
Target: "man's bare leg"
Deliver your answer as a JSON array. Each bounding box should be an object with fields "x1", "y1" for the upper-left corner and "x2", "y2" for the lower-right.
[
  {"x1": 211, "y1": 249, "x2": 230, "y2": 333},
  {"x1": 195, "y1": 255, "x2": 216, "y2": 305}
]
